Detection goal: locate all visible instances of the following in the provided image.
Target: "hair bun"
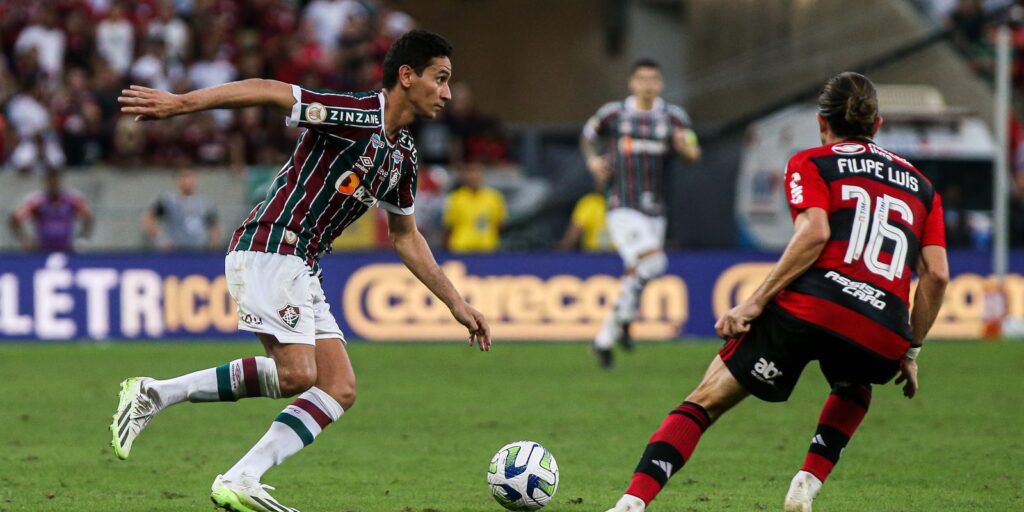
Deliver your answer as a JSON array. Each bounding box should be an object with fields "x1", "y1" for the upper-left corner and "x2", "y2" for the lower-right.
[{"x1": 845, "y1": 92, "x2": 878, "y2": 127}]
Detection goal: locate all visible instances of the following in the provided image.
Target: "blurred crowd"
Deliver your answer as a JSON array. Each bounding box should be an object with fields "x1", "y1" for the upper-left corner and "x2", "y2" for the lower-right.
[
  {"x1": 0, "y1": 0, "x2": 509, "y2": 173},
  {"x1": 937, "y1": 0, "x2": 1024, "y2": 248}
]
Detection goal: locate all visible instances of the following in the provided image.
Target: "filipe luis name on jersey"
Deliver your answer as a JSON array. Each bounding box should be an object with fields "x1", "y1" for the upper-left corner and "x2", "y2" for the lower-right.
[{"x1": 836, "y1": 157, "x2": 919, "y2": 192}]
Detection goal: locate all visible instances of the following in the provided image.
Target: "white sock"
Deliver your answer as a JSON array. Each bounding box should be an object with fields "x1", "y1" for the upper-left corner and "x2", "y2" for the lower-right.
[
  {"x1": 595, "y1": 314, "x2": 617, "y2": 349},
  {"x1": 613, "y1": 275, "x2": 644, "y2": 323},
  {"x1": 147, "y1": 356, "x2": 280, "y2": 410},
  {"x1": 224, "y1": 386, "x2": 344, "y2": 481}
]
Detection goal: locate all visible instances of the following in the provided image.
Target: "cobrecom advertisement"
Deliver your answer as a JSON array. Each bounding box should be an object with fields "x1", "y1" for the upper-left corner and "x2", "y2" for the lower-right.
[{"x1": 0, "y1": 251, "x2": 1019, "y2": 341}]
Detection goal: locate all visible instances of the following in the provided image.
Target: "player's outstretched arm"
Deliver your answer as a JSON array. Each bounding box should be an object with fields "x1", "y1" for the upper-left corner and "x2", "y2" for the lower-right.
[
  {"x1": 118, "y1": 79, "x2": 295, "y2": 121},
  {"x1": 386, "y1": 211, "x2": 491, "y2": 351}
]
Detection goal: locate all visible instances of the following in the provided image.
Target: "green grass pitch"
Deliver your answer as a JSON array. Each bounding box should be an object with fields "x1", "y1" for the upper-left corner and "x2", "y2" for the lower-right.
[{"x1": 0, "y1": 340, "x2": 1021, "y2": 511}]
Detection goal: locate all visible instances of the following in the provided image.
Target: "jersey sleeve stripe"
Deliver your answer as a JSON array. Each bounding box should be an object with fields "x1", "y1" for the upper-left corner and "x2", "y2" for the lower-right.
[
  {"x1": 377, "y1": 200, "x2": 414, "y2": 215},
  {"x1": 285, "y1": 84, "x2": 302, "y2": 128}
]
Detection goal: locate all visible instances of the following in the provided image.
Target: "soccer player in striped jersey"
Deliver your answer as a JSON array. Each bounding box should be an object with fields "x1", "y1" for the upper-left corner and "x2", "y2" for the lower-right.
[
  {"x1": 111, "y1": 30, "x2": 491, "y2": 512},
  {"x1": 604, "y1": 73, "x2": 949, "y2": 512},
  {"x1": 581, "y1": 59, "x2": 701, "y2": 368}
]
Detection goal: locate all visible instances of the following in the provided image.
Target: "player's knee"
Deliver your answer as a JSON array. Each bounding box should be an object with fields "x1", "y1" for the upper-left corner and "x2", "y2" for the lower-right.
[
  {"x1": 685, "y1": 387, "x2": 735, "y2": 423},
  {"x1": 831, "y1": 382, "x2": 872, "y2": 409},
  {"x1": 635, "y1": 251, "x2": 667, "y2": 281},
  {"x1": 322, "y1": 380, "x2": 356, "y2": 410},
  {"x1": 277, "y1": 365, "x2": 317, "y2": 397}
]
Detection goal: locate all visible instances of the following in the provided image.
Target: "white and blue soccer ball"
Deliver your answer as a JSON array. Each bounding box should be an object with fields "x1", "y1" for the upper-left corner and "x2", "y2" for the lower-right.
[{"x1": 487, "y1": 441, "x2": 559, "y2": 511}]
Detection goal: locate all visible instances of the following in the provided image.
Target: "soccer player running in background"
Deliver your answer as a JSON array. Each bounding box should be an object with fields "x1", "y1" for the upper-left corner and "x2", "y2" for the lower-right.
[
  {"x1": 605, "y1": 72, "x2": 949, "y2": 512},
  {"x1": 581, "y1": 59, "x2": 701, "y2": 368},
  {"x1": 112, "y1": 30, "x2": 491, "y2": 512}
]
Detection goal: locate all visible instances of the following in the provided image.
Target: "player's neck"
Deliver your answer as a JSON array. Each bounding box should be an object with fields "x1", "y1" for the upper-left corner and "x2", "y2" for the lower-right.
[
  {"x1": 634, "y1": 97, "x2": 656, "y2": 111},
  {"x1": 382, "y1": 89, "x2": 413, "y2": 140}
]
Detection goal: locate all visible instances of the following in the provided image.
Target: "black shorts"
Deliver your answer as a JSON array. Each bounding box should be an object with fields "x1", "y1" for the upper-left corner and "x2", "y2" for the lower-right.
[{"x1": 719, "y1": 306, "x2": 900, "y2": 402}]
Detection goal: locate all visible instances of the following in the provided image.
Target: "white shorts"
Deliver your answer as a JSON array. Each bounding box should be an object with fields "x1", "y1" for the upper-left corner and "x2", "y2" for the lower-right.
[
  {"x1": 606, "y1": 207, "x2": 666, "y2": 267},
  {"x1": 225, "y1": 251, "x2": 344, "y2": 345}
]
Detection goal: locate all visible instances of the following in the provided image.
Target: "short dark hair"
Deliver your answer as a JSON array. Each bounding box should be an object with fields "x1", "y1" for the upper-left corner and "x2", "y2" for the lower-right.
[
  {"x1": 382, "y1": 30, "x2": 453, "y2": 90},
  {"x1": 631, "y1": 58, "x2": 661, "y2": 74},
  {"x1": 818, "y1": 72, "x2": 879, "y2": 138}
]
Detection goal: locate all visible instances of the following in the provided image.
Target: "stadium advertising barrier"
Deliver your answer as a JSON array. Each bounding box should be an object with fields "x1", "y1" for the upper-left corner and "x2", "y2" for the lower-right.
[{"x1": 0, "y1": 251, "x2": 1020, "y2": 341}]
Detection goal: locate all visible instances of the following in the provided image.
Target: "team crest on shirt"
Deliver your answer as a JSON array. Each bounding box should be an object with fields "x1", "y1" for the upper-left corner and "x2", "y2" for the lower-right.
[
  {"x1": 278, "y1": 304, "x2": 301, "y2": 329},
  {"x1": 283, "y1": 229, "x2": 298, "y2": 245},
  {"x1": 305, "y1": 102, "x2": 327, "y2": 124},
  {"x1": 389, "y1": 167, "x2": 401, "y2": 188}
]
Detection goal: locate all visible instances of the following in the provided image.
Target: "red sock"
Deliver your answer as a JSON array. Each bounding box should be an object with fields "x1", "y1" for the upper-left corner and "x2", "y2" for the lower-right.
[
  {"x1": 801, "y1": 385, "x2": 871, "y2": 482},
  {"x1": 626, "y1": 401, "x2": 711, "y2": 505}
]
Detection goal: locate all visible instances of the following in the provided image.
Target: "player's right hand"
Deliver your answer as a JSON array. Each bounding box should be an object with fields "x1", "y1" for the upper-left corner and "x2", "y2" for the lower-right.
[
  {"x1": 119, "y1": 85, "x2": 181, "y2": 121},
  {"x1": 895, "y1": 358, "x2": 919, "y2": 399},
  {"x1": 715, "y1": 300, "x2": 762, "y2": 340},
  {"x1": 450, "y1": 301, "x2": 491, "y2": 352},
  {"x1": 586, "y1": 156, "x2": 611, "y2": 181}
]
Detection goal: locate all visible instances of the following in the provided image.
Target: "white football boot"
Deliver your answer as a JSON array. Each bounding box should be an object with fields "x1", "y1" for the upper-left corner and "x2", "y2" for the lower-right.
[
  {"x1": 211, "y1": 474, "x2": 300, "y2": 512},
  {"x1": 784, "y1": 470, "x2": 822, "y2": 512},
  {"x1": 110, "y1": 377, "x2": 159, "y2": 459},
  {"x1": 605, "y1": 494, "x2": 646, "y2": 512}
]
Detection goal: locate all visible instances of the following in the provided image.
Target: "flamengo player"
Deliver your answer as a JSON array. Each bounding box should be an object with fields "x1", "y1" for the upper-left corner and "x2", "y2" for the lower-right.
[
  {"x1": 112, "y1": 31, "x2": 491, "y2": 512},
  {"x1": 581, "y1": 59, "x2": 700, "y2": 368},
  {"x1": 605, "y1": 73, "x2": 949, "y2": 512}
]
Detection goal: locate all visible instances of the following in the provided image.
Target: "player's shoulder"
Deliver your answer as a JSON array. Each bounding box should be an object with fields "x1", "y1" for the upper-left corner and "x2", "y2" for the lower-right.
[
  {"x1": 300, "y1": 87, "x2": 383, "y2": 121},
  {"x1": 664, "y1": 102, "x2": 691, "y2": 120},
  {"x1": 594, "y1": 101, "x2": 624, "y2": 119},
  {"x1": 864, "y1": 142, "x2": 933, "y2": 184},
  {"x1": 301, "y1": 86, "x2": 380, "y2": 103},
  {"x1": 397, "y1": 128, "x2": 416, "y2": 151},
  {"x1": 21, "y1": 190, "x2": 45, "y2": 205},
  {"x1": 786, "y1": 145, "x2": 828, "y2": 173}
]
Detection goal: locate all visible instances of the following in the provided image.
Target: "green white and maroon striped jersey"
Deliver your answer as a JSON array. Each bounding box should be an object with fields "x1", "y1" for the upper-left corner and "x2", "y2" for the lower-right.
[
  {"x1": 229, "y1": 85, "x2": 418, "y2": 274},
  {"x1": 582, "y1": 96, "x2": 692, "y2": 216}
]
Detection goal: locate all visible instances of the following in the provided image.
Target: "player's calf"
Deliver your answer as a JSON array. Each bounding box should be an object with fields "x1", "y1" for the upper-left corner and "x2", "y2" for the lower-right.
[
  {"x1": 275, "y1": 364, "x2": 317, "y2": 397},
  {"x1": 223, "y1": 386, "x2": 344, "y2": 482},
  {"x1": 799, "y1": 384, "x2": 871, "y2": 483},
  {"x1": 146, "y1": 356, "x2": 283, "y2": 407}
]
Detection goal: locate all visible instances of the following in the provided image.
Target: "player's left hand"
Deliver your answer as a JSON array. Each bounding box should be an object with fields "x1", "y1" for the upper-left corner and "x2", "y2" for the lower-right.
[
  {"x1": 118, "y1": 85, "x2": 182, "y2": 121},
  {"x1": 450, "y1": 301, "x2": 491, "y2": 352},
  {"x1": 715, "y1": 300, "x2": 763, "y2": 340},
  {"x1": 895, "y1": 358, "x2": 919, "y2": 399}
]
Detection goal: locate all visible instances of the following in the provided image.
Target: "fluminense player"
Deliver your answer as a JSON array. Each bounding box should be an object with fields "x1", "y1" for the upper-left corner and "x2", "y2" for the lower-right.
[
  {"x1": 112, "y1": 30, "x2": 491, "y2": 512},
  {"x1": 581, "y1": 59, "x2": 701, "y2": 368},
  {"x1": 604, "y1": 72, "x2": 949, "y2": 512}
]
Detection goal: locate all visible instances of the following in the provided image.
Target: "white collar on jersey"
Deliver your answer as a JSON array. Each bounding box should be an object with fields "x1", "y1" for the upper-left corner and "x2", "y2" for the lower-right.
[
  {"x1": 377, "y1": 91, "x2": 391, "y2": 144},
  {"x1": 624, "y1": 95, "x2": 665, "y2": 112}
]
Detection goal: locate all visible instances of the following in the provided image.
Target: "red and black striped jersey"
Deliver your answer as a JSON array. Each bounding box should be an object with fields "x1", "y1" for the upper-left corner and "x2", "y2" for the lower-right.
[
  {"x1": 773, "y1": 139, "x2": 946, "y2": 360},
  {"x1": 229, "y1": 85, "x2": 418, "y2": 275},
  {"x1": 582, "y1": 96, "x2": 691, "y2": 216}
]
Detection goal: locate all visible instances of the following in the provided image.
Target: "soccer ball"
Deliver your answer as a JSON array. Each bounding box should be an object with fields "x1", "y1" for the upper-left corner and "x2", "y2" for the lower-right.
[{"x1": 487, "y1": 441, "x2": 559, "y2": 511}]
